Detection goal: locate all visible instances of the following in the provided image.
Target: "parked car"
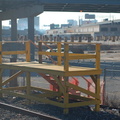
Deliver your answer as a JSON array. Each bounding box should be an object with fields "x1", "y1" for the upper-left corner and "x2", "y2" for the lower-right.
[{"x1": 45, "y1": 48, "x2": 73, "y2": 60}]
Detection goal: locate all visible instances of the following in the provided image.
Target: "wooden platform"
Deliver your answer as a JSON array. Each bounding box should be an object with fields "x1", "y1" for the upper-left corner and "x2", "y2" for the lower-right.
[
  {"x1": 0, "y1": 62, "x2": 102, "y2": 76},
  {"x1": 0, "y1": 41, "x2": 102, "y2": 114}
]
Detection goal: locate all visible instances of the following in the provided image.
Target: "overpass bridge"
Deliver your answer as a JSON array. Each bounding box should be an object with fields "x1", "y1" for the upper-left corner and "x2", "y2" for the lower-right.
[
  {"x1": 0, "y1": 0, "x2": 120, "y2": 60},
  {"x1": 0, "y1": 0, "x2": 120, "y2": 13}
]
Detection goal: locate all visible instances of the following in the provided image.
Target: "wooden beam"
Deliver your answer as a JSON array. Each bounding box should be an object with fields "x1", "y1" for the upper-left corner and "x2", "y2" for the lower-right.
[
  {"x1": 63, "y1": 76, "x2": 69, "y2": 114},
  {"x1": 96, "y1": 44, "x2": 100, "y2": 69},
  {"x1": 64, "y1": 43, "x2": 69, "y2": 71},
  {"x1": 66, "y1": 100, "x2": 100, "y2": 108},
  {"x1": 94, "y1": 75, "x2": 101, "y2": 111},
  {"x1": 2, "y1": 51, "x2": 26, "y2": 55},
  {"x1": 25, "y1": 41, "x2": 30, "y2": 62},
  {"x1": 2, "y1": 70, "x2": 24, "y2": 86},
  {"x1": 66, "y1": 82, "x2": 97, "y2": 98},
  {"x1": 69, "y1": 94, "x2": 95, "y2": 101},
  {"x1": 57, "y1": 42, "x2": 62, "y2": 65},
  {"x1": 26, "y1": 72, "x2": 31, "y2": 96},
  {"x1": 3, "y1": 86, "x2": 27, "y2": 90},
  {"x1": 0, "y1": 89, "x2": 64, "y2": 108},
  {"x1": 51, "y1": 75, "x2": 65, "y2": 93}
]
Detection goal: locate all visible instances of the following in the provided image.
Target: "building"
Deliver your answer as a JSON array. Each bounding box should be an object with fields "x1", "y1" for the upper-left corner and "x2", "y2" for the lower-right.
[
  {"x1": 67, "y1": 19, "x2": 77, "y2": 26},
  {"x1": 46, "y1": 19, "x2": 120, "y2": 41},
  {"x1": 17, "y1": 17, "x2": 40, "y2": 30}
]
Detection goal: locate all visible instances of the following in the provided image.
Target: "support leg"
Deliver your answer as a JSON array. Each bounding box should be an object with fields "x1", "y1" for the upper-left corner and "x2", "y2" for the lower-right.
[
  {"x1": 95, "y1": 75, "x2": 100, "y2": 111},
  {"x1": 63, "y1": 77, "x2": 69, "y2": 114},
  {"x1": 26, "y1": 72, "x2": 31, "y2": 104}
]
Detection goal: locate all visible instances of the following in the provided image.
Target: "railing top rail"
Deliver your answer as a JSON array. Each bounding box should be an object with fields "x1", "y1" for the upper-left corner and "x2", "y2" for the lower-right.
[{"x1": 0, "y1": 41, "x2": 29, "y2": 43}]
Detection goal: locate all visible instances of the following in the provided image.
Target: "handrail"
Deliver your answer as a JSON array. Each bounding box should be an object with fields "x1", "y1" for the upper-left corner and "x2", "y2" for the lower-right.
[
  {"x1": 0, "y1": 41, "x2": 30, "y2": 63},
  {"x1": 38, "y1": 41, "x2": 101, "y2": 71}
]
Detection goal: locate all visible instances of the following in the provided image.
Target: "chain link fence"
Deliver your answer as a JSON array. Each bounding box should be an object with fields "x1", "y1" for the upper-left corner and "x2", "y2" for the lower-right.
[{"x1": 103, "y1": 69, "x2": 120, "y2": 107}]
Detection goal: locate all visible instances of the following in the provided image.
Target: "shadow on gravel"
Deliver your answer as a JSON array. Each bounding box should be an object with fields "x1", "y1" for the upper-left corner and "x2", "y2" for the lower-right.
[{"x1": 27, "y1": 103, "x2": 120, "y2": 120}]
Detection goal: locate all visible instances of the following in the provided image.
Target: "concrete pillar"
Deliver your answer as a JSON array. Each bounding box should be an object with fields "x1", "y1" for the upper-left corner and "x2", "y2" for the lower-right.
[
  {"x1": 11, "y1": 18, "x2": 17, "y2": 59},
  {"x1": 10, "y1": 18, "x2": 18, "y2": 87},
  {"x1": 0, "y1": 20, "x2": 2, "y2": 41},
  {"x1": 11, "y1": 18, "x2": 17, "y2": 41},
  {"x1": 28, "y1": 16, "x2": 34, "y2": 61}
]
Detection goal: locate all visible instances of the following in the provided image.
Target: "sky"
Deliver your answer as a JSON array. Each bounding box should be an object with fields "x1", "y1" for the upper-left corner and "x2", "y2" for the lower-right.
[{"x1": 2, "y1": 11, "x2": 120, "y2": 30}]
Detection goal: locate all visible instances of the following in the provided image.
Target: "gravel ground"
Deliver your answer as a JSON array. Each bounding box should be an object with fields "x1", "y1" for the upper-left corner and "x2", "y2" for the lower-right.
[
  {"x1": 0, "y1": 96, "x2": 120, "y2": 120},
  {"x1": 0, "y1": 108, "x2": 39, "y2": 120}
]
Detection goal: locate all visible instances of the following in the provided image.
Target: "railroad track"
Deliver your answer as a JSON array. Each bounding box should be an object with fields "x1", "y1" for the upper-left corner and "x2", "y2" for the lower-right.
[{"x1": 0, "y1": 102, "x2": 60, "y2": 120}]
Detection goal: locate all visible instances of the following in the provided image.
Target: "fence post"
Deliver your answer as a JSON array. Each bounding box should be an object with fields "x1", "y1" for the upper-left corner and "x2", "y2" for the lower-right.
[
  {"x1": 64, "y1": 43, "x2": 69, "y2": 71},
  {"x1": 95, "y1": 75, "x2": 100, "y2": 111},
  {"x1": 38, "y1": 42, "x2": 42, "y2": 64},
  {"x1": 26, "y1": 71, "x2": 31, "y2": 104},
  {"x1": 96, "y1": 44, "x2": 100, "y2": 69},
  {"x1": 57, "y1": 42, "x2": 61, "y2": 65},
  {"x1": 26, "y1": 41, "x2": 30, "y2": 62}
]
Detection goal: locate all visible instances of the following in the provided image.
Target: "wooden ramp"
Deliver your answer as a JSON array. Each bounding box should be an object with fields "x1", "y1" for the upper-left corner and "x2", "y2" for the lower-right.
[{"x1": 0, "y1": 41, "x2": 102, "y2": 114}]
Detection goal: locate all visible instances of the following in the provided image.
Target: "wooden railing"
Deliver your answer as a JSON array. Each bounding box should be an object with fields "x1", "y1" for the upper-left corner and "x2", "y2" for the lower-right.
[
  {"x1": 38, "y1": 41, "x2": 101, "y2": 71},
  {"x1": 0, "y1": 41, "x2": 30, "y2": 63}
]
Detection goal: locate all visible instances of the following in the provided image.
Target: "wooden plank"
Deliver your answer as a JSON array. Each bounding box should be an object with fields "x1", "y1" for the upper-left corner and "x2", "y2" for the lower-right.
[
  {"x1": 2, "y1": 70, "x2": 24, "y2": 86},
  {"x1": 0, "y1": 89, "x2": 64, "y2": 108},
  {"x1": 2, "y1": 51, "x2": 26, "y2": 55},
  {"x1": 69, "y1": 94, "x2": 95, "y2": 101},
  {"x1": 69, "y1": 54, "x2": 96, "y2": 60},
  {"x1": 51, "y1": 75, "x2": 65, "y2": 93},
  {"x1": 38, "y1": 51, "x2": 63, "y2": 56},
  {"x1": 66, "y1": 100, "x2": 100, "y2": 108},
  {"x1": 94, "y1": 75, "x2": 101, "y2": 111},
  {"x1": 63, "y1": 76, "x2": 69, "y2": 114},
  {"x1": 32, "y1": 92, "x2": 62, "y2": 98},
  {"x1": 3, "y1": 86, "x2": 27, "y2": 90},
  {"x1": 26, "y1": 72, "x2": 31, "y2": 96},
  {"x1": 66, "y1": 82, "x2": 97, "y2": 98},
  {"x1": 64, "y1": 70, "x2": 102, "y2": 76},
  {"x1": 31, "y1": 86, "x2": 62, "y2": 94}
]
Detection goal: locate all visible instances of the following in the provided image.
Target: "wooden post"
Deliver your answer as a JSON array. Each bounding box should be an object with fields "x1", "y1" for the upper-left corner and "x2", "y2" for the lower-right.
[
  {"x1": 96, "y1": 44, "x2": 100, "y2": 69},
  {"x1": 57, "y1": 42, "x2": 61, "y2": 65},
  {"x1": 26, "y1": 72, "x2": 31, "y2": 104},
  {"x1": 64, "y1": 37, "x2": 67, "y2": 42},
  {"x1": 0, "y1": 42, "x2": 2, "y2": 63},
  {"x1": 95, "y1": 75, "x2": 100, "y2": 111},
  {"x1": 26, "y1": 41, "x2": 30, "y2": 62},
  {"x1": 63, "y1": 76, "x2": 69, "y2": 114},
  {"x1": 38, "y1": 42, "x2": 42, "y2": 63},
  {"x1": 64, "y1": 43, "x2": 69, "y2": 71}
]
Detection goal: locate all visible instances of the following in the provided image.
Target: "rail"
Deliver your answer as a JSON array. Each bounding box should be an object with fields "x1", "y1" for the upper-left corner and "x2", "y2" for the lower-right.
[
  {"x1": 0, "y1": 41, "x2": 30, "y2": 63},
  {"x1": 38, "y1": 41, "x2": 101, "y2": 71}
]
